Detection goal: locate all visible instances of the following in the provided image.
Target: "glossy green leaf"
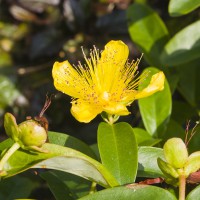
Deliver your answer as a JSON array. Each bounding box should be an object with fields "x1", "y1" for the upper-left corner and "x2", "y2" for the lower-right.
[
  {"x1": 137, "y1": 147, "x2": 164, "y2": 178},
  {"x1": 1, "y1": 142, "x2": 118, "y2": 188},
  {"x1": 186, "y1": 184, "x2": 200, "y2": 200},
  {"x1": 41, "y1": 170, "x2": 91, "y2": 200},
  {"x1": 0, "y1": 175, "x2": 39, "y2": 200},
  {"x1": 98, "y1": 122, "x2": 138, "y2": 185},
  {"x1": 48, "y1": 131, "x2": 96, "y2": 158},
  {"x1": 138, "y1": 146, "x2": 164, "y2": 177},
  {"x1": 127, "y1": 3, "x2": 169, "y2": 67},
  {"x1": 138, "y1": 67, "x2": 172, "y2": 137},
  {"x1": 34, "y1": 144, "x2": 119, "y2": 187},
  {"x1": 177, "y1": 59, "x2": 200, "y2": 109},
  {"x1": 133, "y1": 128, "x2": 161, "y2": 146},
  {"x1": 161, "y1": 20, "x2": 200, "y2": 66},
  {"x1": 169, "y1": 0, "x2": 200, "y2": 17},
  {"x1": 0, "y1": 138, "x2": 13, "y2": 151},
  {"x1": 79, "y1": 185, "x2": 177, "y2": 200}
]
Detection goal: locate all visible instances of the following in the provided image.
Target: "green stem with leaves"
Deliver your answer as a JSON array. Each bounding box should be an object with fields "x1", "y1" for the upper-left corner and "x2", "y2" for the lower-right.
[{"x1": 0, "y1": 142, "x2": 20, "y2": 171}]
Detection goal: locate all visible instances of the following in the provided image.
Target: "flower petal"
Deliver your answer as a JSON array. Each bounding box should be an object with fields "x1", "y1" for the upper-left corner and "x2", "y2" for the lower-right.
[
  {"x1": 52, "y1": 61, "x2": 88, "y2": 98},
  {"x1": 104, "y1": 103, "x2": 130, "y2": 116},
  {"x1": 71, "y1": 100, "x2": 102, "y2": 123},
  {"x1": 97, "y1": 40, "x2": 129, "y2": 92},
  {"x1": 101, "y1": 40, "x2": 129, "y2": 65},
  {"x1": 135, "y1": 71, "x2": 165, "y2": 99}
]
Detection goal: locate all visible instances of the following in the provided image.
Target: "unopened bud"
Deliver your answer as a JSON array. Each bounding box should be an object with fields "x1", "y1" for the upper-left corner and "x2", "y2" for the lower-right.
[
  {"x1": 164, "y1": 138, "x2": 188, "y2": 169},
  {"x1": 18, "y1": 120, "x2": 47, "y2": 148}
]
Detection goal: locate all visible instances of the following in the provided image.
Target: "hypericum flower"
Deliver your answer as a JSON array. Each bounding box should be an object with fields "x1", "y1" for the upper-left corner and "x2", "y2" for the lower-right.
[{"x1": 52, "y1": 40, "x2": 165, "y2": 123}]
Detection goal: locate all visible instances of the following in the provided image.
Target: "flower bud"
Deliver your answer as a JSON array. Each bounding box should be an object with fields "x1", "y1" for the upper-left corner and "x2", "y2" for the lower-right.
[
  {"x1": 163, "y1": 138, "x2": 188, "y2": 169},
  {"x1": 18, "y1": 120, "x2": 47, "y2": 148},
  {"x1": 157, "y1": 157, "x2": 179, "y2": 178},
  {"x1": 184, "y1": 151, "x2": 200, "y2": 177}
]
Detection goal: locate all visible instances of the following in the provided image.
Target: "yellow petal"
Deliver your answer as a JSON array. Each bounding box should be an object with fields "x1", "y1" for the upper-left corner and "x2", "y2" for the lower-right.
[
  {"x1": 135, "y1": 71, "x2": 165, "y2": 99},
  {"x1": 97, "y1": 40, "x2": 129, "y2": 92},
  {"x1": 71, "y1": 100, "x2": 102, "y2": 123},
  {"x1": 104, "y1": 103, "x2": 130, "y2": 116},
  {"x1": 52, "y1": 61, "x2": 89, "y2": 98},
  {"x1": 101, "y1": 40, "x2": 129, "y2": 66}
]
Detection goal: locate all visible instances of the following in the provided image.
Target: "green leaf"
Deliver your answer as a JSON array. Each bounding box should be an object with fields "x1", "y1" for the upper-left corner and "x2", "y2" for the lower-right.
[
  {"x1": 138, "y1": 146, "x2": 164, "y2": 177},
  {"x1": 127, "y1": 3, "x2": 169, "y2": 67},
  {"x1": 79, "y1": 185, "x2": 177, "y2": 200},
  {"x1": 0, "y1": 138, "x2": 117, "y2": 187},
  {"x1": 2, "y1": 143, "x2": 118, "y2": 188},
  {"x1": 41, "y1": 171, "x2": 75, "y2": 200},
  {"x1": 172, "y1": 101, "x2": 197, "y2": 124},
  {"x1": 98, "y1": 122, "x2": 138, "y2": 185},
  {"x1": 161, "y1": 20, "x2": 200, "y2": 66},
  {"x1": 138, "y1": 67, "x2": 172, "y2": 137},
  {"x1": 187, "y1": 125, "x2": 200, "y2": 154},
  {"x1": 0, "y1": 138, "x2": 13, "y2": 151},
  {"x1": 90, "y1": 144, "x2": 100, "y2": 161},
  {"x1": 0, "y1": 175, "x2": 39, "y2": 200},
  {"x1": 169, "y1": 0, "x2": 200, "y2": 17},
  {"x1": 48, "y1": 131, "x2": 96, "y2": 158},
  {"x1": 186, "y1": 184, "x2": 200, "y2": 200},
  {"x1": 162, "y1": 119, "x2": 185, "y2": 143},
  {"x1": 176, "y1": 59, "x2": 200, "y2": 109},
  {"x1": 163, "y1": 67, "x2": 179, "y2": 94},
  {"x1": 133, "y1": 128, "x2": 161, "y2": 146},
  {"x1": 41, "y1": 171, "x2": 91, "y2": 200}
]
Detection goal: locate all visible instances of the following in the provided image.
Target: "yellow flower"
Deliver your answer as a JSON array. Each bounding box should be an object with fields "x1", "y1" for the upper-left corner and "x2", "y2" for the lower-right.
[{"x1": 52, "y1": 40, "x2": 165, "y2": 123}]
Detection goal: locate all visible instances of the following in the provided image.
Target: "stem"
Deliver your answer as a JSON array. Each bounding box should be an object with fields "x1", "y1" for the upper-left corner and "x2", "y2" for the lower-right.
[
  {"x1": 0, "y1": 142, "x2": 20, "y2": 171},
  {"x1": 179, "y1": 174, "x2": 186, "y2": 200},
  {"x1": 89, "y1": 182, "x2": 97, "y2": 194},
  {"x1": 101, "y1": 112, "x2": 119, "y2": 124}
]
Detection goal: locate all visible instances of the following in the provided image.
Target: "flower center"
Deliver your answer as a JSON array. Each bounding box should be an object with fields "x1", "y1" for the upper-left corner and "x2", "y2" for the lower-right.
[{"x1": 102, "y1": 91, "x2": 110, "y2": 101}]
